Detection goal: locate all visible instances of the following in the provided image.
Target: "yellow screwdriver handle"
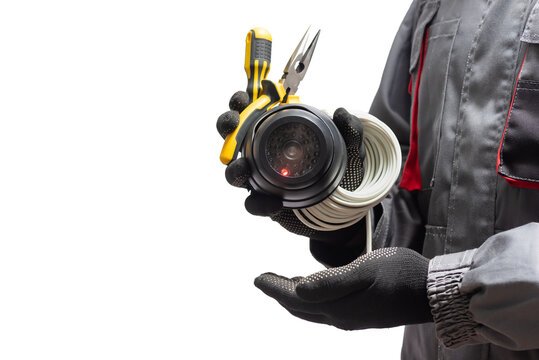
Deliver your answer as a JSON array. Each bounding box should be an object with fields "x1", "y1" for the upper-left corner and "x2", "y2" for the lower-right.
[
  {"x1": 220, "y1": 29, "x2": 281, "y2": 165},
  {"x1": 245, "y1": 28, "x2": 272, "y2": 102}
]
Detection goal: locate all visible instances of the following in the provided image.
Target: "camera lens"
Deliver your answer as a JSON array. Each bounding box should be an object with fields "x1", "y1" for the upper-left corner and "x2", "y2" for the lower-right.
[
  {"x1": 283, "y1": 140, "x2": 303, "y2": 161},
  {"x1": 265, "y1": 122, "x2": 320, "y2": 178}
]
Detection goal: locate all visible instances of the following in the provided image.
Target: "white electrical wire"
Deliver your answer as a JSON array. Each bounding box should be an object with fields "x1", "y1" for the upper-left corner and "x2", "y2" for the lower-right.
[{"x1": 293, "y1": 111, "x2": 402, "y2": 252}]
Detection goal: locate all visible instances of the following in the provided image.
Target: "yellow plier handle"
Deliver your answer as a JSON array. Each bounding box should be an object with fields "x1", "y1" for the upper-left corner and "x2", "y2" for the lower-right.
[{"x1": 220, "y1": 80, "x2": 286, "y2": 165}]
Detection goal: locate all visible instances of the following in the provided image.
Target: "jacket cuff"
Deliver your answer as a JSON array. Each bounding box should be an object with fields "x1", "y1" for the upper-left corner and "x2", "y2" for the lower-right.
[{"x1": 426, "y1": 249, "x2": 479, "y2": 348}]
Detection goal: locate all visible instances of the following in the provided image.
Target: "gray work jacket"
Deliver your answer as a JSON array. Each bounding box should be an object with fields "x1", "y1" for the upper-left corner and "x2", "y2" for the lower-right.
[{"x1": 315, "y1": 0, "x2": 539, "y2": 358}]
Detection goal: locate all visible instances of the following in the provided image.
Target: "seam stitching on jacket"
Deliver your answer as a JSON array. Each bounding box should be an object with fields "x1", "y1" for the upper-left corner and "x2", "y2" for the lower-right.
[
  {"x1": 429, "y1": 17, "x2": 461, "y2": 189},
  {"x1": 447, "y1": 0, "x2": 493, "y2": 254},
  {"x1": 429, "y1": 34, "x2": 457, "y2": 40}
]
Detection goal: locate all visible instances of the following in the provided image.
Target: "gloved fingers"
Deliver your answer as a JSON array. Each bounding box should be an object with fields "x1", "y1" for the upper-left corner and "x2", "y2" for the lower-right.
[
  {"x1": 216, "y1": 91, "x2": 250, "y2": 139},
  {"x1": 245, "y1": 192, "x2": 283, "y2": 216},
  {"x1": 333, "y1": 108, "x2": 366, "y2": 191},
  {"x1": 225, "y1": 157, "x2": 251, "y2": 188},
  {"x1": 295, "y1": 257, "x2": 375, "y2": 303},
  {"x1": 254, "y1": 273, "x2": 320, "y2": 312},
  {"x1": 228, "y1": 91, "x2": 250, "y2": 113},
  {"x1": 333, "y1": 107, "x2": 366, "y2": 159},
  {"x1": 254, "y1": 272, "x2": 301, "y2": 304},
  {"x1": 216, "y1": 110, "x2": 240, "y2": 139}
]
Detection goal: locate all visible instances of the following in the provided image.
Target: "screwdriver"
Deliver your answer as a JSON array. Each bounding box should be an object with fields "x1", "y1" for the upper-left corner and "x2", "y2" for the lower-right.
[
  {"x1": 220, "y1": 28, "x2": 283, "y2": 165},
  {"x1": 245, "y1": 27, "x2": 272, "y2": 102}
]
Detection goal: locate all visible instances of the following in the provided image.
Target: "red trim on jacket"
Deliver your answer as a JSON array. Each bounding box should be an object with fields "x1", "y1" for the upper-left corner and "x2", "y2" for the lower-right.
[
  {"x1": 400, "y1": 29, "x2": 429, "y2": 191},
  {"x1": 499, "y1": 175, "x2": 539, "y2": 189},
  {"x1": 496, "y1": 46, "x2": 539, "y2": 189}
]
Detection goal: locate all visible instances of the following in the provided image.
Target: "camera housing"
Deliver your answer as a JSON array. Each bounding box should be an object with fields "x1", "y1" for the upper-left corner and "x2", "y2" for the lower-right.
[{"x1": 242, "y1": 104, "x2": 346, "y2": 208}]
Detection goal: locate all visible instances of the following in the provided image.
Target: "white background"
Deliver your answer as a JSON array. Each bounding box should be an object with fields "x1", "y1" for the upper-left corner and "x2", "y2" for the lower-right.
[{"x1": 0, "y1": 1, "x2": 412, "y2": 359}]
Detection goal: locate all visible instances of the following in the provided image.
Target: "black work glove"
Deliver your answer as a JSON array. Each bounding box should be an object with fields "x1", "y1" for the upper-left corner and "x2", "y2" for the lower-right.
[
  {"x1": 217, "y1": 91, "x2": 366, "y2": 245},
  {"x1": 254, "y1": 247, "x2": 433, "y2": 330}
]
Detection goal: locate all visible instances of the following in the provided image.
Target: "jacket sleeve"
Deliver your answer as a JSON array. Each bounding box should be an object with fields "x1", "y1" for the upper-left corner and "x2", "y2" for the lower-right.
[
  {"x1": 427, "y1": 222, "x2": 539, "y2": 351},
  {"x1": 310, "y1": 0, "x2": 426, "y2": 267}
]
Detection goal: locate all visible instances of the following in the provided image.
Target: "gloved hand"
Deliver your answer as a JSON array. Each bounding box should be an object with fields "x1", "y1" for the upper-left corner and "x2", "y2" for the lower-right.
[
  {"x1": 254, "y1": 247, "x2": 433, "y2": 330},
  {"x1": 216, "y1": 91, "x2": 366, "y2": 241}
]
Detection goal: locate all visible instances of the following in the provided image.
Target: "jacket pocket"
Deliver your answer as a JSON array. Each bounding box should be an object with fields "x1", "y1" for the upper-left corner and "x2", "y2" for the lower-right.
[
  {"x1": 400, "y1": 0, "x2": 459, "y2": 191},
  {"x1": 497, "y1": 4, "x2": 539, "y2": 190},
  {"x1": 409, "y1": 1, "x2": 440, "y2": 73},
  {"x1": 417, "y1": 18, "x2": 460, "y2": 189}
]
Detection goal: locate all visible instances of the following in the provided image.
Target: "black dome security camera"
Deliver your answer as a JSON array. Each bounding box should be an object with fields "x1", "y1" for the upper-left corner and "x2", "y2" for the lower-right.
[{"x1": 243, "y1": 104, "x2": 347, "y2": 208}]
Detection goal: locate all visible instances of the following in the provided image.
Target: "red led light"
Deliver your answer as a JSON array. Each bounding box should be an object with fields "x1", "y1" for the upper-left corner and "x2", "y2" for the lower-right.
[{"x1": 281, "y1": 169, "x2": 289, "y2": 177}]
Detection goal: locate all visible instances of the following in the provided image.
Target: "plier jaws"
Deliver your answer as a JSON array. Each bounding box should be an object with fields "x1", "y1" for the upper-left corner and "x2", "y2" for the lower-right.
[{"x1": 281, "y1": 27, "x2": 321, "y2": 97}]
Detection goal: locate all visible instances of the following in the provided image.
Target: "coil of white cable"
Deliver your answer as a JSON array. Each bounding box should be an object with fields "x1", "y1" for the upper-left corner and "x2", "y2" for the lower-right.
[{"x1": 292, "y1": 111, "x2": 402, "y2": 250}]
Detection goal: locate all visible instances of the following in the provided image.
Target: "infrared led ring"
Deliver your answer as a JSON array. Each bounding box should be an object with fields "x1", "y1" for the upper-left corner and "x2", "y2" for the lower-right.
[{"x1": 265, "y1": 122, "x2": 321, "y2": 178}]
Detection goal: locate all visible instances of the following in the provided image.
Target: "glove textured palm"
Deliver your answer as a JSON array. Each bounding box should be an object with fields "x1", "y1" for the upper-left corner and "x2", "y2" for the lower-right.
[{"x1": 254, "y1": 247, "x2": 433, "y2": 330}]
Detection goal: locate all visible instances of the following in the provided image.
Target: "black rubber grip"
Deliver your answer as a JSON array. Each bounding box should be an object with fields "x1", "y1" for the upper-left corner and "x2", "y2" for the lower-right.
[
  {"x1": 252, "y1": 38, "x2": 271, "y2": 62},
  {"x1": 246, "y1": 30, "x2": 272, "y2": 103}
]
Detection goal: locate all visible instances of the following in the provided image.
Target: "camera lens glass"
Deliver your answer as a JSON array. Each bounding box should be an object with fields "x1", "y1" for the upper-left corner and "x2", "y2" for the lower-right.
[{"x1": 265, "y1": 122, "x2": 320, "y2": 178}]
